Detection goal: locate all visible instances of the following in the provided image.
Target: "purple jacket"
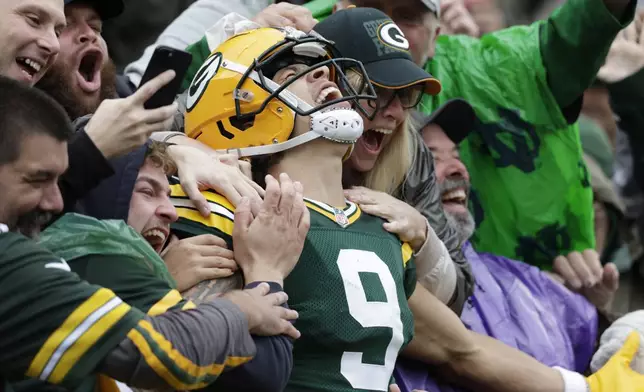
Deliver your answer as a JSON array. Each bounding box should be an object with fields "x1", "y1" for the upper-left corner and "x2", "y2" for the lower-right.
[{"x1": 394, "y1": 243, "x2": 598, "y2": 392}]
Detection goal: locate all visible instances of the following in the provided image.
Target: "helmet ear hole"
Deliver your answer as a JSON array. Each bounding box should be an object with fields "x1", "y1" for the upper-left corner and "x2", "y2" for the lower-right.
[{"x1": 230, "y1": 115, "x2": 256, "y2": 131}]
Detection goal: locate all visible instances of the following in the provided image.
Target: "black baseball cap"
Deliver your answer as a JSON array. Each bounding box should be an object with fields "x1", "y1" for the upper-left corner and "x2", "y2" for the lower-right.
[
  {"x1": 64, "y1": 0, "x2": 124, "y2": 20},
  {"x1": 413, "y1": 99, "x2": 476, "y2": 144},
  {"x1": 314, "y1": 7, "x2": 441, "y2": 95}
]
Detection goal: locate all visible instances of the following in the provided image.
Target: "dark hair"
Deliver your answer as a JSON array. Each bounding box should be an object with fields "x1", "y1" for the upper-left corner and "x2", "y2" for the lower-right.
[{"x1": 0, "y1": 76, "x2": 73, "y2": 165}]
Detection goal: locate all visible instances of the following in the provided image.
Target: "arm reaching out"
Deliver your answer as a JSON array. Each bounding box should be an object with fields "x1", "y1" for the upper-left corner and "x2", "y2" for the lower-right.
[{"x1": 404, "y1": 283, "x2": 644, "y2": 392}]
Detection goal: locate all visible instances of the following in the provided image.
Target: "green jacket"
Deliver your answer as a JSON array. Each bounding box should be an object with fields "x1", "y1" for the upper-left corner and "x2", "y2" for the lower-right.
[{"x1": 39, "y1": 213, "x2": 177, "y2": 288}]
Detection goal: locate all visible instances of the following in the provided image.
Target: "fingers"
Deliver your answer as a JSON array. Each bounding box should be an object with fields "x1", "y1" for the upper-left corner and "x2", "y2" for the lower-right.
[
  {"x1": 344, "y1": 187, "x2": 378, "y2": 205},
  {"x1": 257, "y1": 3, "x2": 317, "y2": 32},
  {"x1": 281, "y1": 320, "x2": 301, "y2": 340},
  {"x1": 624, "y1": 19, "x2": 638, "y2": 42},
  {"x1": 291, "y1": 181, "x2": 305, "y2": 225},
  {"x1": 263, "y1": 174, "x2": 281, "y2": 211},
  {"x1": 130, "y1": 70, "x2": 176, "y2": 105},
  {"x1": 295, "y1": 181, "x2": 310, "y2": 235},
  {"x1": 566, "y1": 251, "x2": 595, "y2": 287},
  {"x1": 238, "y1": 159, "x2": 253, "y2": 179},
  {"x1": 278, "y1": 173, "x2": 296, "y2": 214},
  {"x1": 202, "y1": 257, "x2": 237, "y2": 271},
  {"x1": 389, "y1": 384, "x2": 402, "y2": 392},
  {"x1": 442, "y1": 3, "x2": 461, "y2": 25},
  {"x1": 246, "y1": 282, "x2": 270, "y2": 297},
  {"x1": 255, "y1": 13, "x2": 296, "y2": 29},
  {"x1": 180, "y1": 175, "x2": 211, "y2": 217},
  {"x1": 383, "y1": 220, "x2": 404, "y2": 235},
  {"x1": 544, "y1": 271, "x2": 566, "y2": 285},
  {"x1": 282, "y1": 7, "x2": 317, "y2": 32},
  {"x1": 582, "y1": 249, "x2": 604, "y2": 283},
  {"x1": 233, "y1": 197, "x2": 254, "y2": 236},
  {"x1": 199, "y1": 245, "x2": 234, "y2": 260},
  {"x1": 553, "y1": 255, "x2": 582, "y2": 290},
  {"x1": 358, "y1": 203, "x2": 391, "y2": 221},
  {"x1": 299, "y1": 206, "x2": 311, "y2": 237},
  {"x1": 218, "y1": 154, "x2": 238, "y2": 166},
  {"x1": 602, "y1": 263, "x2": 620, "y2": 292},
  {"x1": 143, "y1": 102, "x2": 178, "y2": 124},
  {"x1": 247, "y1": 176, "x2": 266, "y2": 197},
  {"x1": 198, "y1": 267, "x2": 235, "y2": 280},
  {"x1": 265, "y1": 291, "x2": 289, "y2": 307},
  {"x1": 233, "y1": 178, "x2": 263, "y2": 210},
  {"x1": 187, "y1": 234, "x2": 228, "y2": 247}
]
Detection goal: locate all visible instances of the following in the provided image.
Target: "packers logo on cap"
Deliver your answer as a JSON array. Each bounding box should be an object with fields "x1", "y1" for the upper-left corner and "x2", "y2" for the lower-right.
[{"x1": 377, "y1": 22, "x2": 409, "y2": 51}]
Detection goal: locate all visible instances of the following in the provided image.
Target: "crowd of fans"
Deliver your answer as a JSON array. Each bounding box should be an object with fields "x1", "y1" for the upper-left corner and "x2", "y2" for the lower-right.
[{"x1": 1, "y1": 0, "x2": 644, "y2": 391}]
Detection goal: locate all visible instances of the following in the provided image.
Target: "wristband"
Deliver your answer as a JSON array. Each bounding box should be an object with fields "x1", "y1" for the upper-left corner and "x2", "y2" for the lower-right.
[
  {"x1": 553, "y1": 367, "x2": 589, "y2": 392},
  {"x1": 245, "y1": 281, "x2": 292, "y2": 319},
  {"x1": 244, "y1": 281, "x2": 284, "y2": 294}
]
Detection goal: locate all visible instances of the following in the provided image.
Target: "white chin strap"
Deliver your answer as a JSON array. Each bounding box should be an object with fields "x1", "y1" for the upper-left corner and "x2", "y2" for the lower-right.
[{"x1": 218, "y1": 60, "x2": 364, "y2": 158}]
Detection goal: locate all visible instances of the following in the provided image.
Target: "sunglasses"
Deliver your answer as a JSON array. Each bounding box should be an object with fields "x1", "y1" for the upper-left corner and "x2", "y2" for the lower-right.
[{"x1": 367, "y1": 83, "x2": 425, "y2": 112}]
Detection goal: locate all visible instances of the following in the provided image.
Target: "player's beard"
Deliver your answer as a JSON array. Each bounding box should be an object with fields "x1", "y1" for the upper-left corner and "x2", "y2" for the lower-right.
[
  {"x1": 36, "y1": 58, "x2": 118, "y2": 121},
  {"x1": 15, "y1": 209, "x2": 53, "y2": 239},
  {"x1": 439, "y1": 178, "x2": 475, "y2": 243}
]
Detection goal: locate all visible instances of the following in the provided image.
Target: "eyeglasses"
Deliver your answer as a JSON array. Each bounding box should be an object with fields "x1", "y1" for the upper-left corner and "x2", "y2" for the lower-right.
[
  {"x1": 340, "y1": 67, "x2": 425, "y2": 118},
  {"x1": 367, "y1": 84, "x2": 425, "y2": 112}
]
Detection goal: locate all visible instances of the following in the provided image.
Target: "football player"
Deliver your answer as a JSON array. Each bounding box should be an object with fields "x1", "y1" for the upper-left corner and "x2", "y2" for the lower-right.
[{"x1": 172, "y1": 25, "x2": 420, "y2": 392}]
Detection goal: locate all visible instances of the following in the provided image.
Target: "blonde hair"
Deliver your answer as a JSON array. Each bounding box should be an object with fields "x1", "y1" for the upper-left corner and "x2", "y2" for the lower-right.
[
  {"x1": 146, "y1": 141, "x2": 178, "y2": 176},
  {"x1": 362, "y1": 115, "x2": 414, "y2": 196}
]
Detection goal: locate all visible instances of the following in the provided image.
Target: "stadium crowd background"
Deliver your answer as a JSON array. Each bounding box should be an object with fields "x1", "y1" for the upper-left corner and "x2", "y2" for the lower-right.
[{"x1": 2, "y1": 0, "x2": 644, "y2": 391}]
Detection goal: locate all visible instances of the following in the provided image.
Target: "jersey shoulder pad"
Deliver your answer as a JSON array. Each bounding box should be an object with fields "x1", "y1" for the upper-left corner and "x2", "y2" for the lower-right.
[{"x1": 169, "y1": 179, "x2": 235, "y2": 238}]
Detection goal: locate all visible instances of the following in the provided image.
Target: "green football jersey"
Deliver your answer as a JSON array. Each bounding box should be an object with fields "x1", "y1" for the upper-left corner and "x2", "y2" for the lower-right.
[
  {"x1": 170, "y1": 184, "x2": 417, "y2": 392},
  {"x1": 0, "y1": 230, "x2": 143, "y2": 389}
]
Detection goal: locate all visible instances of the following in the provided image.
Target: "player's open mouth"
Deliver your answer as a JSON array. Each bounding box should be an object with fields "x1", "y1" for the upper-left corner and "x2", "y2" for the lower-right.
[
  {"x1": 76, "y1": 49, "x2": 103, "y2": 93},
  {"x1": 359, "y1": 128, "x2": 392, "y2": 155},
  {"x1": 16, "y1": 57, "x2": 43, "y2": 79},
  {"x1": 316, "y1": 84, "x2": 351, "y2": 110},
  {"x1": 143, "y1": 227, "x2": 169, "y2": 253}
]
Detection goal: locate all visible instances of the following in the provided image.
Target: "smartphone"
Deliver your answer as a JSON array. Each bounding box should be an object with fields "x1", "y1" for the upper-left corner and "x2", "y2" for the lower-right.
[{"x1": 139, "y1": 46, "x2": 192, "y2": 110}]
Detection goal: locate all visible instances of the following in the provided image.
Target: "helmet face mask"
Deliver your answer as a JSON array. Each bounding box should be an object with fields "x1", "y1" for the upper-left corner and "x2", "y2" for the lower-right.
[
  {"x1": 234, "y1": 33, "x2": 378, "y2": 121},
  {"x1": 185, "y1": 27, "x2": 378, "y2": 157}
]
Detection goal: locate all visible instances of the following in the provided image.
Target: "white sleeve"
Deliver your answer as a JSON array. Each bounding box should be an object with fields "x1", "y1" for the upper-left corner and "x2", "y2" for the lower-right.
[
  {"x1": 414, "y1": 219, "x2": 458, "y2": 305},
  {"x1": 124, "y1": 0, "x2": 269, "y2": 88}
]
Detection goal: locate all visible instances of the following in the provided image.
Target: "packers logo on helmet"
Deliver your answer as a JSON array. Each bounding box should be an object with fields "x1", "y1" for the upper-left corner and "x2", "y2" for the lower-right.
[
  {"x1": 184, "y1": 27, "x2": 377, "y2": 158},
  {"x1": 187, "y1": 52, "x2": 222, "y2": 111}
]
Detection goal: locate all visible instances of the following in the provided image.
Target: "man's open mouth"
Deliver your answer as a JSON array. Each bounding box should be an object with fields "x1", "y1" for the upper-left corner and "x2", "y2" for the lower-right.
[
  {"x1": 16, "y1": 57, "x2": 43, "y2": 78},
  {"x1": 76, "y1": 50, "x2": 103, "y2": 92},
  {"x1": 143, "y1": 227, "x2": 169, "y2": 253},
  {"x1": 441, "y1": 188, "x2": 468, "y2": 208}
]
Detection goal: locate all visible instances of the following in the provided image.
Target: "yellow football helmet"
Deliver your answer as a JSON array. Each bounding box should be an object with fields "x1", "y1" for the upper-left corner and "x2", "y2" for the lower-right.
[{"x1": 184, "y1": 27, "x2": 377, "y2": 157}]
